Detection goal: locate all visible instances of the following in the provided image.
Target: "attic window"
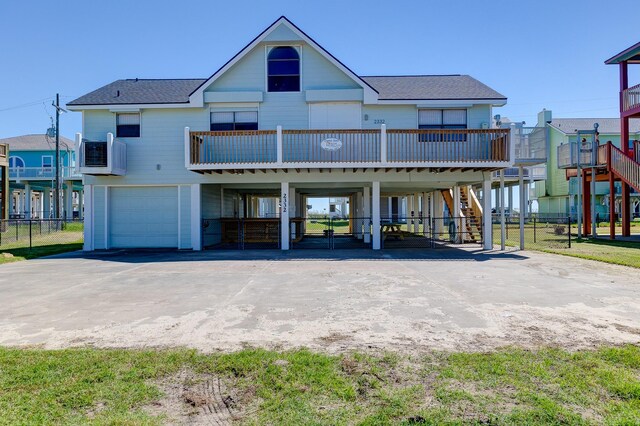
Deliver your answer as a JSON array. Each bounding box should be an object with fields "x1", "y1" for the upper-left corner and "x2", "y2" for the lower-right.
[
  {"x1": 267, "y1": 46, "x2": 300, "y2": 92},
  {"x1": 116, "y1": 113, "x2": 140, "y2": 138}
]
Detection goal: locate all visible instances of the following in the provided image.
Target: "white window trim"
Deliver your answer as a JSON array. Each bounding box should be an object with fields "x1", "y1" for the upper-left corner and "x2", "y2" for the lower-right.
[
  {"x1": 264, "y1": 44, "x2": 303, "y2": 93},
  {"x1": 417, "y1": 108, "x2": 469, "y2": 128},
  {"x1": 42, "y1": 155, "x2": 53, "y2": 168},
  {"x1": 9, "y1": 156, "x2": 25, "y2": 168},
  {"x1": 114, "y1": 112, "x2": 142, "y2": 138}
]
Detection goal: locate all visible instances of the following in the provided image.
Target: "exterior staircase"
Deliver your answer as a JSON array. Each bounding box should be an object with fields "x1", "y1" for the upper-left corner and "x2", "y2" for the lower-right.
[
  {"x1": 440, "y1": 186, "x2": 483, "y2": 243},
  {"x1": 607, "y1": 142, "x2": 640, "y2": 193}
]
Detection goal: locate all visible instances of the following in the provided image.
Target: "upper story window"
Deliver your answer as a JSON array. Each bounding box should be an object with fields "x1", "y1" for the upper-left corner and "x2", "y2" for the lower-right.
[
  {"x1": 116, "y1": 112, "x2": 140, "y2": 138},
  {"x1": 210, "y1": 111, "x2": 258, "y2": 131},
  {"x1": 267, "y1": 46, "x2": 300, "y2": 92},
  {"x1": 418, "y1": 109, "x2": 467, "y2": 142},
  {"x1": 9, "y1": 156, "x2": 24, "y2": 168},
  {"x1": 42, "y1": 155, "x2": 53, "y2": 169}
]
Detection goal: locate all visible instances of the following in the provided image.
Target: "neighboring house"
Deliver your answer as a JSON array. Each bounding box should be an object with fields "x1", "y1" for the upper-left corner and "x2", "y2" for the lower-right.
[
  {"x1": 531, "y1": 111, "x2": 640, "y2": 220},
  {"x1": 67, "y1": 16, "x2": 512, "y2": 251},
  {"x1": 0, "y1": 134, "x2": 83, "y2": 219},
  {"x1": 0, "y1": 144, "x2": 8, "y2": 220}
]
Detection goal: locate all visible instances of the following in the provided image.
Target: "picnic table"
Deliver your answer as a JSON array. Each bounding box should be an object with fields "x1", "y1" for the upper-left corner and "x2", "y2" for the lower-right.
[{"x1": 382, "y1": 222, "x2": 404, "y2": 240}]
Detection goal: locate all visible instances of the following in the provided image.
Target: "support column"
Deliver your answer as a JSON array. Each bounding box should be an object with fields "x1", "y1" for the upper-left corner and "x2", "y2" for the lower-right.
[
  {"x1": 372, "y1": 181, "x2": 381, "y2": 250},
  {"x1": 583, "y1": 170, "x2": 591, "y2": 236},
  {"x1": 356, "y1": 192, "x2": 364, "y2": 239},
  {"x1": 24, "y1": 183, "x2": 31, "y2": 219},
  {"x1": 433, "y1": 190, "x2": 444, "y2": 236},
  {"x1": 413, "y1": 192, "x2": 420, "y2": 234},
  {"x1": 289, "y1": 186, "x2": 296, "y2": 241},
  {"x1": 421, "y1": 192, "x2": 428, "y2": 236},
  {"x1": 280, "y1": 182, "x2": 290, "y2": 250},
  {"x1": 64, "y1": 183, "x2": 73, "y2": 220},
  {"x1": 77, "y1": 189, "x2": 84, "y2": 220},
  {"x1": 43, "y1": 187, "x2": 51, "y2": 219},
  {"x1": 363, "y1": 186, "x2": 371, "y2": 243},
  {"x1": 483, "y1": 176, "x2": 493, "y2": 250},
  {"x1": 191, "y1": 184, "x2": 201, "y2": 250},
  {"x1": 519, "y1": 167, "x2": 525, "y2": 250},
  {"x1": 83, "y1": 185, "x2": 93, "y2": 251},
  {"x1": 610, "y1": 173, "x2": 616, "y2": 239},
  {"x1": 508, "y1": 186, "x2": 513, "y2": 215},
  {"x1": 591, "y1": 168, "x2": 596, "y2": 237},
  {"x1": 500, "y1": 170, "x2": 506, "y2": 250}
]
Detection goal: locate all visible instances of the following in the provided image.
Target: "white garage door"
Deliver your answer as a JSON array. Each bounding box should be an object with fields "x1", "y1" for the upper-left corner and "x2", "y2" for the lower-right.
[
  {"x1": 309, "y1": 102, "x2": 361, "y2": 129},
  {"x1": 109, "y1": 186, "x2": 179, "y2": 248}
]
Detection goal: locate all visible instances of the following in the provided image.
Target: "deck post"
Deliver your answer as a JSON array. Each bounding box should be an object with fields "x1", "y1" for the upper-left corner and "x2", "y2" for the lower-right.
[
  {"x1": 413, "y1": 192, "x2": 420, "y2": 234},
  {"x1": 591, "y1": 167, "x2": 597, "y2": 237},
  {"x1": 363, "y1": 186, "x2": 371, "y2": 243},
  {"x1": 509, "y1": 123, "x2": 517, "y2": 165},
  {"x1": 609, "y1": 145, "x2": 616, "y2": 239},
  {"x1": 380, "y1": 125, "x2": 387, "y2": 164},
  {"x1": 77, "y1": 189, "x2": 83, "y2": 220},
  {"x1": 483, "y1": 175, "x2": 492, "y2": 250},
  {"x1": 280, "y1": 181, "x2": 290, "y2": 250},
  {"x1": 43, "y1": 187, "x2": 51, "y2": 219},
  {"x1": 191, "y1": 184, "x2": 202, "y2": 250},
  {"x1": 83, "y1": 185, "x2": 93, "y2": 251},
  {"x1": 372, "y1": 181, "x2": 381, "y2": 250},
  {"x1": 24, "y1": 183, "x2": 31, "y2": 219},
  {"x1": 433, "y1": 190, "x2": 444, "y2": 236},
  {"x1": 421, "y1": 192, "x2": 428, "y2": 236},
  {"x1": 500, "y1": 170, "x2": 505, "y2": 250},
  {"x1": 65, "y1": 183, "x2": 74, "y2": 220},
  {"x1": 518, "y1": 166, "x2": 525, "y2": 250},
  {"x1": 289, "y1": 186, "x2": 296, "y2": 241},
  {"x1": 276, "y1": 125, "x2": 283, "y2": 165},
  {"x1": 356, "y1": 192, "x2": 364, "y2": 239},
  {"x1": 184, "y1": 127, "x2": 190, "y2": 168}
]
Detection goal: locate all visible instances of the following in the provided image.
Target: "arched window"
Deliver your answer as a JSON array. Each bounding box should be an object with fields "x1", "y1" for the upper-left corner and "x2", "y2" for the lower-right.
[
  {"x1": 267, "y1": 46, "x2": 300, "y2": 92},
  {"x1": 9, "y1": 156, "x2": 24, "y2": 168}
]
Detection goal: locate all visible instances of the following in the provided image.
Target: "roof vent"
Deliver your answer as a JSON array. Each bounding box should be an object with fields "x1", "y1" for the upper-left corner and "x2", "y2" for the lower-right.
[{"x1": 116, "y1": 90, "x2": 120, "y2": 97}]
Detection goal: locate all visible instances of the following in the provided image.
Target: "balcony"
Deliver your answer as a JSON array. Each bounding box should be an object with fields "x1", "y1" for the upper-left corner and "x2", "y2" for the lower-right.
[
  {"x1": 557, "y1": 141, "x2": 601, "y2": 169},
  {"x1": 9, "y1": 166, "x2": 81, "y2": 181},
  {"x1": 623, "y1": 83, "x2": 640, "y2": 114},
  {"x1": 186, "y1": 127, "x2": 511, "y2": 172},
  {"x1": 0, "y1": 143, "x2": 7, "y2": 167},
  {"x1": 492, "y1": 165, "x2": 546, "y2": 182},
  {"x1": 76, "y1": 132, "x2": 127, "y2": 176},
  {"x1": 512, "y1": 126, "x2": 547, "y2": 166}
]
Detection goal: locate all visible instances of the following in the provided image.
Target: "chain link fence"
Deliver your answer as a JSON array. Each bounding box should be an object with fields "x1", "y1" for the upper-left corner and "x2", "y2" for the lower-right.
[
  {"x1": 0, "y1": 219, "x2": 84, "y2": 251},
  {"x1": 492, "y1": 215, "x2": 572, "y2": 250}
]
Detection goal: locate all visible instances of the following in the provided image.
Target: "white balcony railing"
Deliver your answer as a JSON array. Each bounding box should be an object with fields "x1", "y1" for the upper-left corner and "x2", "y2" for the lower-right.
[
  {"x1": 512, "y1": 126, "x2": 547, "y2": 165},
  {"x1": 76, "y1": 132, "x2": 127, "y2": 176},
  {"x1": 187, "y1": 126, "x2": 511, "y2": 170},
  {"x1": 9, "y1": 166, "x2": 81, "y2": 180}
]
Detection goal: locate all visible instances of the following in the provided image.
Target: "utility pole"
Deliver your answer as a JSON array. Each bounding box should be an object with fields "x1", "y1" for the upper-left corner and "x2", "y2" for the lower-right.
[{"x1": 54, "y1": 93, "x2": 60, "y2": 219}]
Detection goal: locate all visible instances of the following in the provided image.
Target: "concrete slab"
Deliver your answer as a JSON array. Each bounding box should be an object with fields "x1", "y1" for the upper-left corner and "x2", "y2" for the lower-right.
[{"x1": 0, "y1": 247, "x2": 639, "y2": 353}]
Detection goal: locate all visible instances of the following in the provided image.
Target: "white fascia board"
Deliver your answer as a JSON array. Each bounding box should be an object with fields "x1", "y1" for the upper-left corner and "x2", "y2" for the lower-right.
[
  {"x1": 67, "y1": 103, "x2": 198, "y2": 111},
  {"x1": 188, "y1": 17, "x2": 379, "y2": 105},
  {"x1": 108, "y1": 107, "x2": 141, "y2": 113},
  {"x1": 188, "y1": 161, "x2": 510, "y2": 171}
]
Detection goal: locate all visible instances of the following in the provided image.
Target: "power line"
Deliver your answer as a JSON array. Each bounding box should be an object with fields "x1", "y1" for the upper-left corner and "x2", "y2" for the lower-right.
[{"x1": 0, "y1": 97, "x2": 55, "y2": 113}]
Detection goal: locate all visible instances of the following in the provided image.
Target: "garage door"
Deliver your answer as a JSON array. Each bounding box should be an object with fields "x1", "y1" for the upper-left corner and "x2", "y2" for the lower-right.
[
  {"x1": 109, "y1": 186, "x2": 178, "y2": 248},
  {"x1": 309, "y1": 102, "x2": 361, "y2": 129}
]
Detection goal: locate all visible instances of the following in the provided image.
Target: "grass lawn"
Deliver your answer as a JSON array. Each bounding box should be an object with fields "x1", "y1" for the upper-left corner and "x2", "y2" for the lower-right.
[
  {"x1": 0, "y1": 221, "x2": 83, "y2": 264},
  {"x1": 1, "y1": 346, "x2": 639, "y2": 424},
  {"x1": 542, "y1": 238, "x2": 640, "y2": 269}
]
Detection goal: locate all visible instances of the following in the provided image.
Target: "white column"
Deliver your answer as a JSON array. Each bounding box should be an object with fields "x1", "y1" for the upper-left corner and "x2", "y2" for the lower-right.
[
  {"x1": 519, "y1": 166, "x2": 525, "y2": 250},
  {"x1": 276, "y1": 125, "x2": 283, "y2": 165},
  {"x1": 356, "y1": 192, "x2": 364, "y2": 239},
  {"x1": 289, "y1": 186, "x2": 296, "y2": 241},
  {"x1": 508, "y1": 186, "x2": 513, "y2": 214},
  {"x1": 24, "y1": 184, "x2": 31, "y2": 219},
  {"x1": 363, "y1": 186, "x2": 371, "y2": 243},
  {"x1": 64, "y1": 183, "x2": 73, "y2": 220},
  {"x1": 500, "y1": 170, "x2": 505, "y2": 250},
  {"x1": 433, "y1": 190, "x2": 444, "y2": 236},
  {"x1": 413, "y1": 192, "x2": 420, "y2": 234},
  {"x1": 83, "y1": 185, "x2": 93, "y2": 251},
  {"x1": 380, "y1": 124, "x2": 387, "y2": 164},
  {"x1": 372, "y1": 181, "x2": 381, "y2": 250},
  {"x1": 421, "y1": 192, "x2": 428, "y2": 236},
  {"x1": 483, "y1": 176, "x2": 493, "y2": 250},
  {"x1": 77, "y1": 189, "x2": 84, "y2": 220},
  {"x1": 191, "y1": 184, "x2": 201, "y2": 250},
  {"x1": 280, "y1": 181, "x2": 290, "y2": 250},
  {"x1": 43, "y1": 187, "x2": 51, "y2": 218}
]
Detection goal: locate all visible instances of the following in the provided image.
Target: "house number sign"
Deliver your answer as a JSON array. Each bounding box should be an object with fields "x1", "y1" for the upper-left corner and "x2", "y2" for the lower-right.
[
  {"x1": 320, "y1": 138, "x2": 342, "y2": 151},
  {"x1": 281, "y1": 193, "x2": 287, "y2": 213}
]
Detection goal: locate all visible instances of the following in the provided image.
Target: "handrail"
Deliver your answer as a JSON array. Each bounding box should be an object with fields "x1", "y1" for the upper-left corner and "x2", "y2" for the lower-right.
[
  {"x1": 9, "y1": 166, "x2": 81, "y2": 179},
  {"x1": 634, "y1": 140, "x2": 639, "y2": 164},
  {"x1": 607, "y1": 142, "x2": 640, "y2": 193},
  {"x1": 190, "y1": 130, "x2": 277, "y2": 165},
  {"x1": 282, "y1": 129, "x2": 380, "y2": 163},
  {"x1": 623, "y1": 82, "x2": 640, "y2": 112}
]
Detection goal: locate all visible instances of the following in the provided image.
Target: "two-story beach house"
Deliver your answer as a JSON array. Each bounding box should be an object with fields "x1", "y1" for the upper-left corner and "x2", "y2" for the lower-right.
[
  {"x1": 0, "y1": 134, "x2": 83, "y2": 219},
  {"x1": 67, "y1": 16, "x2": 513, "y2": 251}
]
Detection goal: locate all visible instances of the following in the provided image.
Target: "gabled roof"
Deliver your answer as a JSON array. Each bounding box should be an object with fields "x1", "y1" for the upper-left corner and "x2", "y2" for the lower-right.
[
  {"x1": 548, "y1": 118, "x2": 640, "y2": 135},
  {"x1": 605, "y1": 41, "x2": 640, "y2": 65},
  {"x1": 0, "y1": 134, "x2": 74, "y2": 151},
  {"x1": 187, "y1": 16, "x2": 379, "y2": 105},
  {"x1": 361, "y1": 75, "x2": 506, "y2": 101},
  {"x1": 67, "y1": 79, "x2": 205, "y2": 106}
]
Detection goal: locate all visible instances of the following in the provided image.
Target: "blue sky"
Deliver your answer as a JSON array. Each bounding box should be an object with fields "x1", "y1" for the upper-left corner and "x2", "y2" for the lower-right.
[{"x1": 0, "y1": 0, "x2": 639, "y2": 139}]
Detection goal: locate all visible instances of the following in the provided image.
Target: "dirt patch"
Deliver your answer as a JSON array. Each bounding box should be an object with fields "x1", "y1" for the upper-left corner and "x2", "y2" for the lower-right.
[{"x1": 144, "y1": 369, "x2": 256, "y2": 425}]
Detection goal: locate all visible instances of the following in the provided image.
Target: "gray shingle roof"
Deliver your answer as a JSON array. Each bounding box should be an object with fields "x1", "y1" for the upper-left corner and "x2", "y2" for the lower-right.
[
  {"x1": 361, "y1": 75, "x2": 506, "y2": 100},
  {"x1": 67, "y1": 75, "x2": 505, "y2": 106},
  {"x1": 549, "y1": 118, "x2": 640, "y2": 135},
  {"x1": 0, "y1": 134, "x2": 74, "y2": 151},
  {"x1": 67, "y1": 79, "x2": 206, "y2": 106}
]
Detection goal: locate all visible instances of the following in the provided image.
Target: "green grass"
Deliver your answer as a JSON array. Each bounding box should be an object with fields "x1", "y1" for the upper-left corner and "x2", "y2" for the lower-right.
[
  {"x1": 0, "y1": 243, "x2": 84, "y2": 264},
  {"x1": 0, "y1": 222, "x2": 83, "y2": 264},
  {"x1": 542, "y1": 238, "x2": 640, "y2": 269},
  {"x1": 1, "y1": 345, "x2": 640, "y2": 424}
]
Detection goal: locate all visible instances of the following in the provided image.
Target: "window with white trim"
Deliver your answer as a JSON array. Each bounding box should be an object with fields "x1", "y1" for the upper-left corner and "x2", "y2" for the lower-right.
[
  {"x1": 418, "y1": 109, "x2": 467, "y2": 141},
  {"x1": 116, "y1": 112, "x2": 140, "y2": 137},
  {"x1": 42, "y1": 155, "x2": 53, "y2": 169},
  {"x1": 267, "y1": 46, "x2": 300, "y2": 92},
  {"x1": 9, "y1": 156, "x2": 24, "y2": 168},
  {"x1": 210, "y1": 111, "x2": 258, "y2": 131}
]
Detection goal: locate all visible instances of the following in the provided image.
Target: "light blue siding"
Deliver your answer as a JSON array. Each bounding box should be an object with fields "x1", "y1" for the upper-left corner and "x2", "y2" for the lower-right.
[
  {"x1": 362, "y1": 105, "x2": 417, "y2": 129},
  {"x1": 302, "y1": 47, "x2": 359, "y2": 90},
  {"x1": 467, "y1": 105, "x2": 491, "y2": 128},
  {"x1": 306, "y1": 89, "x2": 363, "y2": 102},
  {"x1": 262, "y1": 23, "x2": 301, "y2": 42},
  {"x1": 83, "y1": 110, "x2": 113, "y2": 140},
  {"x1": 206, "y1": 47, "x2": 265, "y2": 92},
  {"x1": 260, "y1": 92, "x2": 308, "y2": 129}
]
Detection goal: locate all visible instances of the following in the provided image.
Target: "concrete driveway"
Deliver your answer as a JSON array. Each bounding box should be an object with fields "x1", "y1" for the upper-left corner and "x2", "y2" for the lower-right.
[{"x1": 1, "y1": 248, "x2": 639, "y2": 352}]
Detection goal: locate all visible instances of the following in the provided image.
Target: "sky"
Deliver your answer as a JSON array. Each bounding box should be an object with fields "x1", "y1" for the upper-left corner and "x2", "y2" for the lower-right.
[{"x1": 1, "y1": 0, "x2": 639, "y2": 141}]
